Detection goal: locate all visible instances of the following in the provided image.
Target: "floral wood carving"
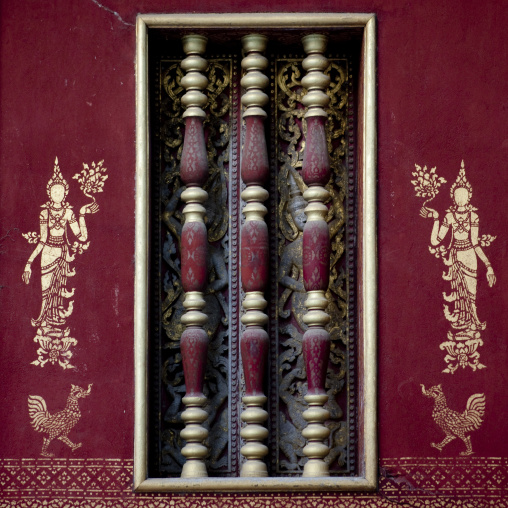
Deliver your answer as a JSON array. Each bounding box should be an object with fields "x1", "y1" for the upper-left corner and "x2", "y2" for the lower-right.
[
  {"x1": 273, "y1": 54, "x2": 352, "y2": 475},
  {"x1": 157, "y1": 56, "x2": 234, "y2": 475},
  {"x1": 152, "y1": 46, "x2": 355, "y2": 477}
]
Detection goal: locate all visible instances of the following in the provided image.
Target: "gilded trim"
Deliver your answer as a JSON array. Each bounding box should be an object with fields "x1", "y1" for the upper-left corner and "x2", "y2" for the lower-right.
[
  {"x1": 134, "y1": 12, "x2": 377, "y2": 492},
  {"x1": 134, "y1": 14, "x2": 150, "y2": 491},
  {"x1": 139, "y1": 12, "x2": 375, "y2": 28},
  {"x1": 362, "y1": 15, "x2": 378, "y2": 489}
]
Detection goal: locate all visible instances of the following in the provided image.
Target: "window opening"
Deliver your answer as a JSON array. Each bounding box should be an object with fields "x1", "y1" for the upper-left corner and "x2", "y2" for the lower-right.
[{"x1": 135, "y1": 13, "x2": 376, "y2": 492}]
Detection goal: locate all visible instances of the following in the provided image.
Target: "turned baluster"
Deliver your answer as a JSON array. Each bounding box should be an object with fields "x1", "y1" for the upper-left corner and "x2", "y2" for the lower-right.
[
  {"x1": 178, "y1": 34, "x2": 210, "y2": 479},
  {"x1": 239, "y1": 34, "x2": 270, "y2": 477},
  {"x1": 300, "y1": 33, "x2": 332, "y2": 478}
]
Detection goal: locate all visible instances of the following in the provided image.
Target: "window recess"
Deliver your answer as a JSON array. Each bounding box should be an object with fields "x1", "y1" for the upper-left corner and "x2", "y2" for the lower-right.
[{"x1": 135, "y1": 13, "x2": 376, "y2": 492}]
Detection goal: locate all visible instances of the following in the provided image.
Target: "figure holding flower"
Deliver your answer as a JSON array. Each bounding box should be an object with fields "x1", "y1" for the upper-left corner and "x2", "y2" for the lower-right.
[
  {"x1": 418, "y1": 161, "x2": 495, "y2": 334},
  {"x1": 23, "y1": 157, "x2": 107, "y2": 333},
  {"x1": 412, "y1": 160, "x2": 498, "y2": 373}
]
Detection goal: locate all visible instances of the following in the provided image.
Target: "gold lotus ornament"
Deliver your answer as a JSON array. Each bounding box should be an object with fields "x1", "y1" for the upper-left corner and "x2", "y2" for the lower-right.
[
  {"x1": 32, "y1": 326, "x2": 78, "y2": 369},
  {"x1": 411, "y1": 164, "x2": 447, "y2": 206}
]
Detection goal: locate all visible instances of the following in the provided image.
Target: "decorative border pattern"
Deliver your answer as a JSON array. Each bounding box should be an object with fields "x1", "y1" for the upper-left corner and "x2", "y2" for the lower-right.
[
  {"x1": 0, "y1": 459, "x2": 131, "y2": 498},
  {"x1": 1, "y1": 498, "x2": 507, "y2": 508},
  {"x1": 228, "y1": 56, "x2": 241, "y2": 475},
  {"x1": 1, "y1": 458, "x2": 507, "y2": 506},
  {"x1": 380, "y1": 457, "x2": 508, "y2": 498}
]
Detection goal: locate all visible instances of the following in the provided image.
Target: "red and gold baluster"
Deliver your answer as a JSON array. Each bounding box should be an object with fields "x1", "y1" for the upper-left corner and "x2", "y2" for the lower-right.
[
  {"x1": 239, "y1": 34, "x2": 270, "y2": 477},
  {"x1": 179, "y1": 34, "x2": 210, "y2": 479},
  {"x1": 300, "y1": 34, "x2": 332, "y2": 478}
]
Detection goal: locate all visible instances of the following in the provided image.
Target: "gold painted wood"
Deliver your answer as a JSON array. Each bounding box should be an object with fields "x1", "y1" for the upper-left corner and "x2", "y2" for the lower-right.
[
  {"x1": 300, "y1": 34, "x2": 332, "y2": 478},
  {"x1": 274, "y1": 55, "x2": 349, "y2": 475},
  {"x1": 179, "y1": 34, "x2": 210, "y2": 480},
  {"x1": 139, "y1": 12, "x2": 376, "y2": 28},
  {"x1": 239, "y1": 34, "x2": 270, "y2": 478},
  {"x1": 157, "y1": 56, "x2": 234, "y2": 474}
]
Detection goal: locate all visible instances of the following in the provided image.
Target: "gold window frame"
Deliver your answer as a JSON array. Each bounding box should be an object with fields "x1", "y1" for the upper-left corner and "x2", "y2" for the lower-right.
[{"x1": 134, "y1": 12, "x2": 377, "y2": 492}]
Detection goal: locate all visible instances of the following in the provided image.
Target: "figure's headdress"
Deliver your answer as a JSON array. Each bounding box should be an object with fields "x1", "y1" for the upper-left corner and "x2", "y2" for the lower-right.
[
  {"x1": 46, "y1": 157, "x2": 69, "y2": 199},
  {"x1": 450, "y1": 160, "x2": 473, "y2": 202},
  {"x1": 287, "y1": 172, "x2": 307, "y2": 216}
]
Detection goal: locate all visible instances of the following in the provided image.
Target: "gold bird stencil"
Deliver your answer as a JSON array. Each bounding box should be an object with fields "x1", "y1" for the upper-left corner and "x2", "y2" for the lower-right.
[
  {"x1": 421, "y1": 384, "x2": 485, "y2": 456},
  {"x1": 28, "y1": 384, "x2": 92, "y2": 457}
]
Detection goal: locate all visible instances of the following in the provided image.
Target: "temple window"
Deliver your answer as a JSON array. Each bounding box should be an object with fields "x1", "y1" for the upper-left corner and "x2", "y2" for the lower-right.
[{"x1": 134, "y1": 12, "x2": 377, "y2": 492}]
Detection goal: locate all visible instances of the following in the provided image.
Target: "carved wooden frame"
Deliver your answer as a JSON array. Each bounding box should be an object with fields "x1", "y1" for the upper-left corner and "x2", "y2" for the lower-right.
[{"x1": 134, "y1": 12, "x2": 377, "y2": 492}]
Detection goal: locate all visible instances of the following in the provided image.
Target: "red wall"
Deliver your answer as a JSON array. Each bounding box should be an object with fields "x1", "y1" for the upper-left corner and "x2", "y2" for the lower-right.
[{"x1": 1, "y1": 0, "x2": 508, "y2": 505}]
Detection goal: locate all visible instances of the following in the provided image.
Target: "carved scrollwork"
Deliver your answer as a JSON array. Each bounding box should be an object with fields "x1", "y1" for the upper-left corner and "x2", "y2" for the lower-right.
[
  {"x1": 153, "y1": 49, "x2": 354, "y2": 478},
  {"x1": 274, "y1": 55, "x2": 350, "y2": 475},
  {"x1": 158, "y1": 57, "x2": 233, "y2": 475}
]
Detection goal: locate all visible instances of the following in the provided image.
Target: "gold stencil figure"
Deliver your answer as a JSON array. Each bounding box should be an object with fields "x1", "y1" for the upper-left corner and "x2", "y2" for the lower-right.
[
  {"x1": 413, "y1": 161, "x2": 496, "y2": 373},
  {"x1": 421, "y1": 384, "x2": 485, "y2": 456},
  {"x1": 28, "y1": 384, "x2": 92, "y2": 457},
  {"x1": 22, "y1": 157, "x2": 107, "y2": 369}
]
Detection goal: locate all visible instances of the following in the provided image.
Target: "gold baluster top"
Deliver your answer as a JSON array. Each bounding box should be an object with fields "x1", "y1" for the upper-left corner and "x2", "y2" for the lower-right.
[
  {"x1": 301, "y1": 34, "x2": 330, "y2": 118},
  {"x1": 181, "y1": 34, "x2": 209, "y2": 118},
  {"x1": 241, "y1": 34, "x2": 269, "y2": 117}
]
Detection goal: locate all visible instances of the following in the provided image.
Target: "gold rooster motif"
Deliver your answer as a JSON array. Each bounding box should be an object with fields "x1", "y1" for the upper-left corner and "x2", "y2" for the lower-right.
[
  {"x1": 421, "y1": 384, "x2": 485, "y2": 455},
  {"x1": 28, "y1": 384, "x2": 92, "y2": 457}
]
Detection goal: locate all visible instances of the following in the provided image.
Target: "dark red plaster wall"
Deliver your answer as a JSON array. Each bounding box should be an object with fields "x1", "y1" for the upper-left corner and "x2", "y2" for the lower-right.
[{"x1": 1, "y1": 0, "x2": 508, "y2": 504}]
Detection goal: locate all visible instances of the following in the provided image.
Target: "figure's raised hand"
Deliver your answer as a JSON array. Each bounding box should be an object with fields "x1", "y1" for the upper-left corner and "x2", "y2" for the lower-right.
[
  {"x1": 80, "y1": 202, "x2": 99, "y2": 215},
  {"x1": 22, "y1": 264, "x2": 32, "y2": 284},
  {"x1": 487, "y1": 266, "x2": 496, "y2": 287},
  {"x1": 420, "y1": 206, "x2": 438, "y2": 219}
]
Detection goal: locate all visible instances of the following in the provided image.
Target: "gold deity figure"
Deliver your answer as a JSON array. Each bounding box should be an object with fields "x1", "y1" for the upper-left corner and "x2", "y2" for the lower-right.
[
  {"x1": 421, "y1": 165, "x2": 496, "y2": 334},
  {"x1": 23, "y1": 159, "x2": 98, "y2": 328}
]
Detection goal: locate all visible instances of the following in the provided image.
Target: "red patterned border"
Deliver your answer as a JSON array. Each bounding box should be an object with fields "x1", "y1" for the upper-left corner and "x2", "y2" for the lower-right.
[
  {"x1": 1, "y1": 458, "x2": 507, "y2": 507},
  {"x1": 380, "y1": 457, "x2": 508, "y2": 500},
  {"x1": 1, "y1": 498, "x2": 507, "y2": 508}
]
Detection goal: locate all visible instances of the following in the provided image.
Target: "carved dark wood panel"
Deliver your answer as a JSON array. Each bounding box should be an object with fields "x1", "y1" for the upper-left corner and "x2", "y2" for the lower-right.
[{"x1": 148, "y1": 38, "x2": 358, "y2": 478}]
